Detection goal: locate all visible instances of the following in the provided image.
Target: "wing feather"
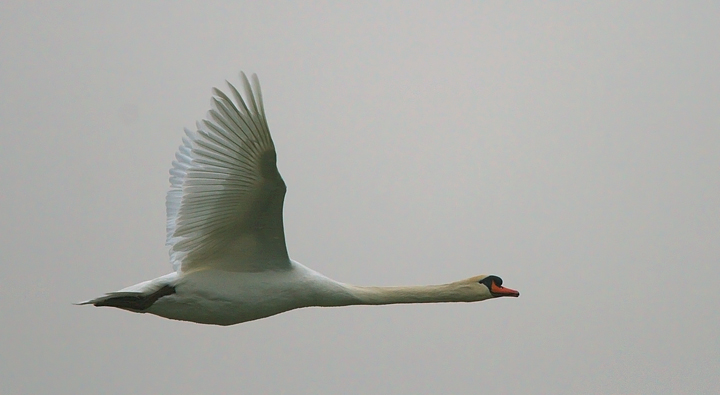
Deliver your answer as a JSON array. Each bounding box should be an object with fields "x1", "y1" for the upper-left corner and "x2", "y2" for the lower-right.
[{"x1": 166, "y1": 72, "x2": 289, "y2": 273}]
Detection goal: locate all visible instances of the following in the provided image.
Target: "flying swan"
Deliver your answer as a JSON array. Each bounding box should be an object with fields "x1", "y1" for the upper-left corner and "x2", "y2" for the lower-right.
[{"x1": 80, "y1": 72, "x2": 519, "y2": 325}]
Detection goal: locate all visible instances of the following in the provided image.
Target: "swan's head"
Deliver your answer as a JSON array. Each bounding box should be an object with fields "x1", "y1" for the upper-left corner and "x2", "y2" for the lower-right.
[{"x1": 466, "y1": 275, "x2": 519, "y2": 300}]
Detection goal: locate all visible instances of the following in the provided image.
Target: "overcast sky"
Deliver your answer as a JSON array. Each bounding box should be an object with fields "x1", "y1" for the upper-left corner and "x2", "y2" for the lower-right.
[{"x1": 1, "y1": 2, "x2": 718, "y2": 394}]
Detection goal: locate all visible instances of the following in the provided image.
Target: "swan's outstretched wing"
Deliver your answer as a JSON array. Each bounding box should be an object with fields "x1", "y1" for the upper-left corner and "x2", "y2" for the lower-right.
[{"x1": 166, "y1": 72, "x2": 289, "y2": 273}]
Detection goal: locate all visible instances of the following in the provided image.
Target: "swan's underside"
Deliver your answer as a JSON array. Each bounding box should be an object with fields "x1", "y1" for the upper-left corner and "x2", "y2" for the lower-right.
[{"x1": 82, "y1": 262, "x2": 360, "y2": 326}]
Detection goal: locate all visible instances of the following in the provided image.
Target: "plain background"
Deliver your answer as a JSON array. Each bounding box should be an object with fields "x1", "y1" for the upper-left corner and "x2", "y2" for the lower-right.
[{"x1": 1, "y1": 2, "x2": 718, "y2": 394}]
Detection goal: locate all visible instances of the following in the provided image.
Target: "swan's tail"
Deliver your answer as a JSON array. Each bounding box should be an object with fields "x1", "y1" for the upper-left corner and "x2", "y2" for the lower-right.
[
  {"x1": 76, "y1": 284, "x2": 176, "y2": 311},
  {"x1": 77, "y1": 272, "x2": 179, "y2": 311}
]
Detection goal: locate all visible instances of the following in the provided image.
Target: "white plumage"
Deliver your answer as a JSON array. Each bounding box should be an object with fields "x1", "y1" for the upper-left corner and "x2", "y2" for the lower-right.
[{"x1": 80, "y1": 72, "x2": 518, "y2": 326}]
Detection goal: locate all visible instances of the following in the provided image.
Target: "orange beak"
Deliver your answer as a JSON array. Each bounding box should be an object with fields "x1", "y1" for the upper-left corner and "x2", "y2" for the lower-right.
[{"x1": 491, "y1": 282, "x2": 520, "y2": 297}]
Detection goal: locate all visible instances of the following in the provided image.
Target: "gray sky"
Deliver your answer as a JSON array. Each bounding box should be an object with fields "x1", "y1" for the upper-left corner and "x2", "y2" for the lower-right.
[{"x1": 1, "y1": 1, "x2": 718, "y2": 394}]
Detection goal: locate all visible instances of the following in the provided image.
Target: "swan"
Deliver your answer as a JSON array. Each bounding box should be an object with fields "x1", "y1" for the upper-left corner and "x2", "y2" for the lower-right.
[{"x1": 80, "y1": 72, "x2": 519, "y2": 326}]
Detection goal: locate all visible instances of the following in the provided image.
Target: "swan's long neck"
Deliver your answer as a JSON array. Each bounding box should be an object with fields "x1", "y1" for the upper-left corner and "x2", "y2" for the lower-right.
[
  {"x1": 310, "y1": 281, "x2": 485, "y2": 307},
  {"x1": 340, "y1": 283, "x2": 481, "y2": 305},
  {"x1": 292, "y1": 261, "x2": 487, "y2": 308}
]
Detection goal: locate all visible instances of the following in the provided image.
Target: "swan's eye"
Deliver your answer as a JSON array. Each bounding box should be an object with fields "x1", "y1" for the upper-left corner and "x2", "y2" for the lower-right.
[
  {"x1": 478, "y1": 275, "x2": 498, "y2": 289},
  {"x1": 479, "y1": 275, "x2": 504, "y2": 289}
]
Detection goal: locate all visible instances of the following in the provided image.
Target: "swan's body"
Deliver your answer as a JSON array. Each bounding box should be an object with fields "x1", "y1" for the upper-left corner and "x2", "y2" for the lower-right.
[{"x1": 81, "y1": 72, "x2": 519, "y2": 326}]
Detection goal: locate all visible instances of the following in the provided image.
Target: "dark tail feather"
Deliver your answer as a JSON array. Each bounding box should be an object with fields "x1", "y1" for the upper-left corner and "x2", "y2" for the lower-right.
[{"x1": 78, "y1": 284, "x2": 176, "y2": 311}]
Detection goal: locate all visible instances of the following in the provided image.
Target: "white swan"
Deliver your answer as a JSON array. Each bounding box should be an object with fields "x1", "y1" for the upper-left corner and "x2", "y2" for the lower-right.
[{"x1": 80, "y1": 72, "x2": 519, "y2": 326}]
